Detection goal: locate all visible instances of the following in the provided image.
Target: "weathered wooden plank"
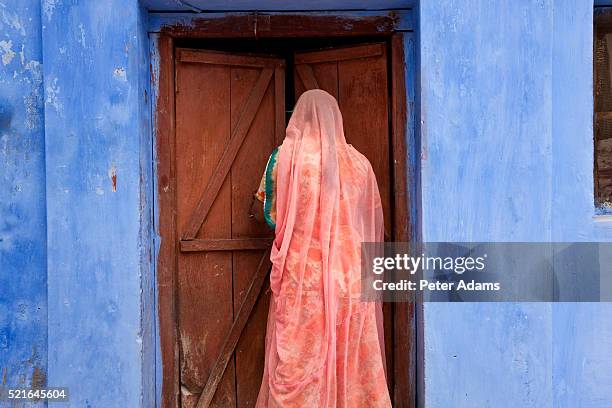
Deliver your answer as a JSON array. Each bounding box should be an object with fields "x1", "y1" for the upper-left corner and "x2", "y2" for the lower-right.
[
  {"x1": 295, "y1": 43, "x2": 384, "y2": 64},
  {"x1": 390, "y1": 33, "x2": 412, "y2": 408},
  {"x1": 178, "y1": 48, "x2": 284, "y2": 68},
  {"x1": 175, "y1": 50, "x2": 236, "y2": 408},
  {"x1": 154, "y1": 34, "x2": 181, "y2": 408},
  {"x1": 598, "y1": 138, "x2": 612, "y2": 170},
  {"x1": 149, "y1": 11, "x2": 415, "y2": 38},
  {"x1": 275, "y1": 67, "x2": 286, "y2": 144},
  {"x1": 180, "y1": 238, "x2": 273, "y2": 252},
  {"x1": 597, "y1": 138, "x2": 612, "y2": 201},
  {"x1": 595, "y1": 112, "x2": 612, "y2": 120}
]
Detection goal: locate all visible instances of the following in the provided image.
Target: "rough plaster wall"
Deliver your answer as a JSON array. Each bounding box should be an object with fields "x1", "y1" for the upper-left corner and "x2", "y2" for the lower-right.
[
  {"x1": 420, "y1": 1, "x2": 612, "y2": 407},
  {"x1": 2, "y1": 1, "x2": 610, "y2": 407},
  {"x1": 552, "y1": 1, "x2": 612, "y2": 407},
  {"x1": 41, "y1": 1, "x2": 151, "y2": 406},
  {"x1": 0, "y1": 0, "x2": 47, "y2": 393}
]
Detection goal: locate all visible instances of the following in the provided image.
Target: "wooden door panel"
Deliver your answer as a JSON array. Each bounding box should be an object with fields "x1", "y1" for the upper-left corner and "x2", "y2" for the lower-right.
[
  {"x1": 294, "y1": 42, "x2": 394, "y2": 391},
  {"x1": 230, "y1": 67, "x2": 275, "y2": 408},
  {"x1": 175, "y1": 49, "x2": 284, "y2": 408},
  {"x1": 175, "y1": 60, "x2": 235, "y2": 407}
]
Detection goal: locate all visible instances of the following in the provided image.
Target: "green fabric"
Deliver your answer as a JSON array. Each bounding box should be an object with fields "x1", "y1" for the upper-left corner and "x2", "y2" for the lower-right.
[{"x1": 264, "y1": 147, "x2": 279, "y2": 229}]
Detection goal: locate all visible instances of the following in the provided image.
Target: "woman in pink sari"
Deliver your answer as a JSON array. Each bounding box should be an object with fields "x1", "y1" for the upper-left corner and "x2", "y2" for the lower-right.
[{"x1": 254, "y1": 90, "x2": 391, "y2": 407}]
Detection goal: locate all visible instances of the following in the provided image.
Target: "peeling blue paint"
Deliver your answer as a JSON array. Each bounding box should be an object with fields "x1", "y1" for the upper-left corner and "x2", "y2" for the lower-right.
[
  {"x1": 41, "y1": 1, "x2": 152, "y2": 406},
  {"x1": 0, "y1": 0, "x2": 47, "y2": 394}
]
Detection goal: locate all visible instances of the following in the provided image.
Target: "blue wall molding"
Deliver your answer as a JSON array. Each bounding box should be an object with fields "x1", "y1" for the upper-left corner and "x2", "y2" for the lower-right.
[{"x1": 142, "y1": 0, "x2": 415, "y2": 12}]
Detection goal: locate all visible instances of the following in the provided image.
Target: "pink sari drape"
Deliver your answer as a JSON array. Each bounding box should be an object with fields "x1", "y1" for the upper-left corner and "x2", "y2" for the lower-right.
[{"x1": 256, "y1": 90, "x2": 391, "y2": 408}]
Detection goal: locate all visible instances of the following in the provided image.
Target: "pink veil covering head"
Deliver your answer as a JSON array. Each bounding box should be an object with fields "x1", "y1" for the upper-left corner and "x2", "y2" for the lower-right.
[{"x1": 258, "y1": 90, "x2": 390, "y2": 407}]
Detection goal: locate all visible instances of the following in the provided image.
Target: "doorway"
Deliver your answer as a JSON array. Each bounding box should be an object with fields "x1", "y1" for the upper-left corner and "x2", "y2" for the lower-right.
[{"x1": 154, "y1": 15, "x2": 415, "y2": 408}]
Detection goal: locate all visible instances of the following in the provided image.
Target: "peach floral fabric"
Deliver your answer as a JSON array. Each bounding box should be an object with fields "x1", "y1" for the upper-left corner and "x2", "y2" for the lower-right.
[{"x1": 256, "y1": 90, "x2": 391, "y2": 407}]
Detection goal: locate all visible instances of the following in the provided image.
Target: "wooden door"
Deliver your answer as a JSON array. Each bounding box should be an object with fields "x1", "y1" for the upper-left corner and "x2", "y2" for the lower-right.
[
  {"x1": 169, "y1": 42, "x2": 400, "y2": 408},
  {"x1": 174, "y1": 49, "x2": 285, "y2": 408},
  {"x1": 294, "y1": 42, "x2": 395, "y2": 389}
]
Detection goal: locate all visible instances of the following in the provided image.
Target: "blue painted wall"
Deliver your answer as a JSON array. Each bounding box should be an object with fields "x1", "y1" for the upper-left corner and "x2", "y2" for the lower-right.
[
  {"x1": 420, "y1": 1, "x2": 612, "y2": 407},
  {"x1": 144, "y1": 0, "x2": 414, "y2": 11},
  {"x1": 41, "y1": 1, "x2": 153, "y2": 406},
  {"x1": 1, "y1": 1, "x2": 155, "y2": 404},
  {"x1": 0, "y1": 0, "x2": 47, "y2": 393},
  {"x1": 552, "y1": 2, "x2": 612, "y2": 406},
  {"x1": 2, "y1": 0, "x2": 611, "y2": 407}
]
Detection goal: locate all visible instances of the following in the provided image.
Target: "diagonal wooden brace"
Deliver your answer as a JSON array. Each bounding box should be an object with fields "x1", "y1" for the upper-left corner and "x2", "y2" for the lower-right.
[
  {"x1": 195, "y1": 248, "x2": 272, "y2": 408},
  {"x1": 295, "y1": 63, "x2": 319, "y2": 90}
]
